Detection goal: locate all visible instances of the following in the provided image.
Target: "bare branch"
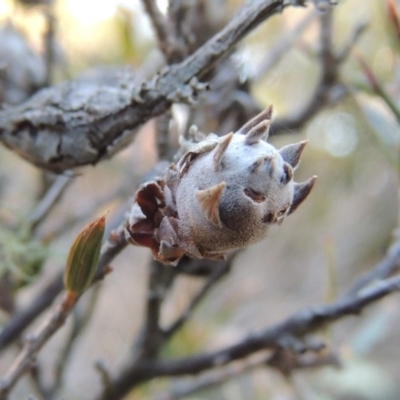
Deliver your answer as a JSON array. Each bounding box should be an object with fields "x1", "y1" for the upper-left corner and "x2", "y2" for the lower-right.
[
  {"x1": 142, "y1": 0, "x2": 181, "y2": 61},
  {"x1": 0, "y1": 221, "x2": 127, "y2": 353},
  {"x1": 157, "y1": 353, "x2": 271, "y2": 400},
  {"x1": 0, "y1": 159, "x2": 169, "y2": 354},
  {"x1": 254, "y1": 9, "x2": 318, "y2": 80},
  {"x1": 336, "y1": 21, "x2": 368, "y2": 62},
  {"x1": 0, "y1": 274, "x2": 63, "y2": 352},
  {"x1": 270, "y1": 8, "x2": 365, "y2": 136},
  {"x1": 0, "y1": 0, "x2": 298, "y2": 173},
  {"x1": 133, "y1": 260, "x2": 176, "y2": 361},
  {"x1": 94, "y1": 359, "x2": 113, "y2": 399},
  {"x1": 27, "y1": 171, "x2": 73, "y2": 229},
  {"x1": 345, "y1": 238, "x2": 400, "y2": 297},
  {"x1": 155, "y1": 111, "x2": 173, "y2": 160},
  {"x1": 48, "y1": 286, "x2": 102, "y2": 398},
  {"x1": 0, "y1": 216, "x2": 127, "y2": 395},
  {"x1": 133, "y1": 254, "x2": 235, "y2": 363},
  {"x1": 0, "y1": 292, "x2": 78, "y2": 398},
  {"x1": 157, "y1": 350, "x2": 339, "y2": 400},
  {"x1": 43, "y1": 0, "x2": 55, "y2": 86},
  {"x1": 28, "y1": 363, "x2": 48, "y2": 400},
  {"x1": 98, "y1": 273, "x2": 400, "y2": 400},
  {"x1": 165, "y1": 254, "x2": 234, "y2": 338}
]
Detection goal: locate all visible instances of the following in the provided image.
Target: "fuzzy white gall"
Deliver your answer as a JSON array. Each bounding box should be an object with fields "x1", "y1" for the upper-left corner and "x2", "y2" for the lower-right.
[{"x1": 126, "y1": 106, "x2": 316, "y2": 265}]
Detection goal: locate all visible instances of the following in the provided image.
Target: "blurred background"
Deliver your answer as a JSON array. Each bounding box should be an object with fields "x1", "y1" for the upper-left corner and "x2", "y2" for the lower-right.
[{"x1": 1, "y1": 0, "x2": 400, "y2": 399}]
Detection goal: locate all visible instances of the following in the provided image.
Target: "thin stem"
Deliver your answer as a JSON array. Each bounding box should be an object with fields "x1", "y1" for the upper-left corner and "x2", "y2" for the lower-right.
[
  {"x1": 165, "y1": 256, "x2": 233, "y2": 338},
  {"x1": 0, "y1": 222, "x2": 127, "y2": 353},
  {"x1": 142, "y1": 0, "x2": 179, "y2": 61},
  {"x1": 28, "y1": 172, "x2": 73, "y2": 230},
  {"x1": 0, "y1": 291, "x2": 78, "y2": 398},
  {"x1": 44, "y1": 0, "x2": 55, "y2": 86}
]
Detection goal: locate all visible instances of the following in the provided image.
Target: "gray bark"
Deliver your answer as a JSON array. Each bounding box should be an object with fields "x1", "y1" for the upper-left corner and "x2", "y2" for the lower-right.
[{"x1": 0, "y1": 0, "x2": 291, "y2": 173}]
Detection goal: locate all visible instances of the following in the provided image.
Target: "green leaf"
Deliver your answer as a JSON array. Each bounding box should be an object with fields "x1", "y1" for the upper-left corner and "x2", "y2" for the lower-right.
[{"x1": 63, "y1": 213, "x2": 106, "y2": 295}]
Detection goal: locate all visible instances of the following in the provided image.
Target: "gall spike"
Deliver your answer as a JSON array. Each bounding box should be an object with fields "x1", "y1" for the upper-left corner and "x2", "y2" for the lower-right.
[
  {"x1": 238, "y1": 105, "x2": 273, "y2": 136},
  {"x1": 288, "y1": 176, "x2": 317, "y2": 215},
  {"x1": 213, "y1": 132, "x2": 233, "y2": 169},
  {"x1": 126, "y1": 106, "x2": 316, "y2": 265},
  {"x1": 196, "y1": 181, "x2": 226, "y2": 227},
  {"x1": 244, "y1": 120, "x2": 270, "y2": 145},
  {"x1": 280, "y1": 140, "x2": 308, "y2": 169}
]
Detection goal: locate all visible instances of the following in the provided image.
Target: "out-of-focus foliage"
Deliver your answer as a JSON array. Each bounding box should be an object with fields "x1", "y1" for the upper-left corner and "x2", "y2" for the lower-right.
[{"x1": 0, "y1": 209, "x2": 47, "y2": 290}]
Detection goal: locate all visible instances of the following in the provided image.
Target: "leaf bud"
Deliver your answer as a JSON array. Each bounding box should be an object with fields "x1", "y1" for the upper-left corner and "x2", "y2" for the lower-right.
[{"x1": 63, "y1": 213, "x2": 106, "y2": 295}]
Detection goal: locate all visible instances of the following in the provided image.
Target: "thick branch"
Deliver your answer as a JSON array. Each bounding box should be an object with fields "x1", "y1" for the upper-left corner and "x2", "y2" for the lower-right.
[{"x1": 0, "y1": 0, "x2": 296, "y2": 173}]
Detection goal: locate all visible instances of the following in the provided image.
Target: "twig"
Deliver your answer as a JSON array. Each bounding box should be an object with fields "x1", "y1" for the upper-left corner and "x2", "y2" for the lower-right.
[
  {"x1": 49, "y1": 286, "x2": 102, "y2": 398},
  {"x1": 28, "y1": 364, "x2": 48, "y2": 400},
  {"x1": 254, "y1": 9, "x2": 318, "y2": 80},
  {"x1": 142, "y1": 0, "x2": 179, "y2": 61},
  {"x1": 27, "y1": 172, "x2": 73, "y2": 230},
  {"x1": 0, "y1": 220, "x2": 124, "y2": 396},
  {"x1": 269, "y1": 8, "x2": 355, "y2": 136},
  {"x1": 354, "y1": 49, "x2": 400, "y2": 124},
  {"x1": 266, "y1": 346, "x2": 339, "y2": 375},
  {"x1": 336, "y1": 21, "x2": 368, "y2": 62},
  {"x1": 136, "y1": 256, "x2": 236, "y2": 362},
  {"x1": 157, "y1": 352, "x2": 271, "y2": 400},
  {"x1": 157, "y1": 350, "x2": 339, "y2": 400},
  {"x1": 0, "y1": 275, "x2": 63, "y2": 352},
  {"x1": 155, "y1": 111, "x2": 173, "y2": 160},
  {"x1": 0, "y1": 159, "x2": 167, "y2": 354},
  {"x1": 0, "y1": 221, "x2": 127, "y2": 353},
  {"x1": 43, "y1": 0, "x2": 55, "y2": 86},
  {"x1": 95, "y1": 359, "x2": 113, "y2": 399},
  {"x1": 97, "y1": 273, "x2": 400, "y2": 400},
  {"x1": 133, "y1": 260, "x2": 176, "y2": 361},
  {"x1": 345, "y1": 238, "x2": 400, "y2": 297},
  {"x1": 164, "y1": 254, "x2": 234, "y2": 338},
  {"x1": 166, "y1": 0, "x2": 199, "y2": 55},
  {"x1": 0, "y1": 291, "x2": 77, "y2": 399}
]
